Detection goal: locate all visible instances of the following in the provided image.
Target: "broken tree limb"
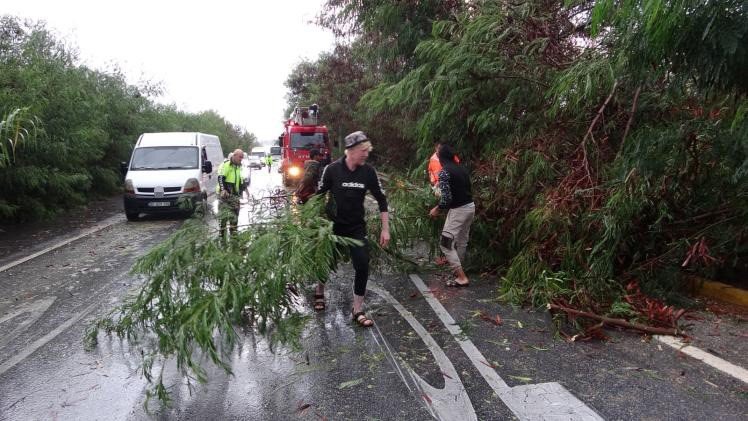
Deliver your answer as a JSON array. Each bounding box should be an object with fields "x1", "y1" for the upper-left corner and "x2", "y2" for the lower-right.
[
  {"x1": 621, "y1": 85, "x2": 641, "y2": 146},
  {"x1": 547, "y1": 303, "x2": 681, "y2": 337}
]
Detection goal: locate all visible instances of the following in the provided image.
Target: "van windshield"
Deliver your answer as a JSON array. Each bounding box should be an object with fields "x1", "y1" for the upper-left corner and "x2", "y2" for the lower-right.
[
  {"x1": 270, "y1": 146, "x2": 281, "y2": 155},
  {"x1": 130, "y1": 146, "x2": 199, "y2": 170},
  {"x1": 250, "y1": 152, "x2": 265, "y2": 158},
  {"x1": 291, "y1": 132, "x2": 326, "y2": 149}
]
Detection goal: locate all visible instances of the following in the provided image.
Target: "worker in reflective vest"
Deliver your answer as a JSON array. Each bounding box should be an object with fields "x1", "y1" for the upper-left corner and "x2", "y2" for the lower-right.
[{"x1": 217, "y1": 149, "x2": 244, "y2": 238}]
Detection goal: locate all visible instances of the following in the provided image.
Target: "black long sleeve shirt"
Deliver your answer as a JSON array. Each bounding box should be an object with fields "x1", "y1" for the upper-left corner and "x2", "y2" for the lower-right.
[
  {"x1": 437, "y1": 161, "x2": 473, "y2": 209},
  {"x1": 317, "y1": 157, "x2": 388, "y2": 229}
]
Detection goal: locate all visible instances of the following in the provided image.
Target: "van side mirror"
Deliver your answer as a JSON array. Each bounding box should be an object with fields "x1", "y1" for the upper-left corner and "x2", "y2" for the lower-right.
[
  {"x1": 120, "y1": 162, "x2": 128, "y2": 176},
  {"x1": 276, "y1": 135, "x2": 282, "y2": 146},
  {"x1": 202, "y1": 160, "x2": 213, "y2": 174}
]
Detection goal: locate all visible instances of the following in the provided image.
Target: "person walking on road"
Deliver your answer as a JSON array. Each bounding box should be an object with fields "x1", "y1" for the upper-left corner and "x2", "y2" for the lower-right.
[
  {"x1": 428, "y1": 142, "x2": 459, "y2": 266},
  {"x1": 315, "y1": 131, "x2": 390, "y2": 326},
  {"x1": 295, "y1": 149, "x2": 323, "y2": 205},
  {"x1": 429, "y1": 144, "x2": 474, "y2": 287},
  {"x1": 218, "y1": 149, "x2": 244, "y2": 239},
  {"x1": 264, "y1": 154, "x2": 273, "y2": 173}
]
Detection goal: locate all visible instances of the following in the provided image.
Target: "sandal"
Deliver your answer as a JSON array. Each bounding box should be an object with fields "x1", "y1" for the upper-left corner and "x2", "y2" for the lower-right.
[
  {"x1": 446, "y1": 279, "x2": 469, "y2": 288},
  {"x1": 313, "y1": 293, "x2": 325, "y2": 311},
  {"x1": 351, "y1": 310, "x2": 374, "y2": 327}
]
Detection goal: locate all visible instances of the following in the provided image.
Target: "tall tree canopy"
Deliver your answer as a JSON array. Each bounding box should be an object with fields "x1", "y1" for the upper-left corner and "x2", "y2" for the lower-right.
[{"x1": 293, "y1": 0, "x2": 748, "y2": 309}]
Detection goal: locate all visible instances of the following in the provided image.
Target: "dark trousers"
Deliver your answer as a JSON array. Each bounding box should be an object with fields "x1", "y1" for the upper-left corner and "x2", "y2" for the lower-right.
[
  {"x1": 333, "y1": 224, "x2": 369, "y2": 296},
  {"x1": 219, "y1": 196, "x2": 240, "y2": 238}
]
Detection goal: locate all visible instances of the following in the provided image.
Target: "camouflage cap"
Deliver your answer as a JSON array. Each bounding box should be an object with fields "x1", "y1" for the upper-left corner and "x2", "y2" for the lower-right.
[{"x1": 344, "y1": 131, "x2": 369, "y2": 149}]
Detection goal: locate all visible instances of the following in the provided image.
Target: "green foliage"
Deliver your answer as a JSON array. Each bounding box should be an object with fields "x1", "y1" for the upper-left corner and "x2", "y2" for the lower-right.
[
  {"x1": 292, "y1": 0, "x2": 748, "y2": 317},
  {"x1": 88, "y1": 199, "x2": 342, "y2": 402},
  {"x1": 367, "y1": 175, "x2": 442, "y2": 267},
  {"x1": 590, "y1": 0, "x2": 748, "y2": 94},
  {"x1": 88, "y1": 182, "x2": 434, "y2": 404},
  {"x1": 0, "y1": 16, "x2": 256, "y2": 222},
  {"x1": 0, "y1": 107, "x2": 39, "y2": 168}
]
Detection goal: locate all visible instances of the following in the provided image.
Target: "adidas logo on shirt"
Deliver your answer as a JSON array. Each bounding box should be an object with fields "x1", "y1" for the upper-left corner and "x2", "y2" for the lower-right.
[{"x1": 342, "y1": 182, "x2": 365, "y2": 189}]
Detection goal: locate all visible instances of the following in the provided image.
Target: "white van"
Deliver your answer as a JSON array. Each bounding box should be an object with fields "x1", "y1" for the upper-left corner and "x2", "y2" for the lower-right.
[
  {"x1": 247, "y1": 146, "x2": 267, "y2": 169},
  {"x1": 122, "y1": 132, "x2": 223, "y2": 220}
]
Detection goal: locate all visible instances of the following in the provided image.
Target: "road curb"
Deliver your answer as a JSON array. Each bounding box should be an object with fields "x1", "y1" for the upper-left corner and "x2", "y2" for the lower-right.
[{"x1": 691, "y1": 278, "x2": 748, "y2": 308}]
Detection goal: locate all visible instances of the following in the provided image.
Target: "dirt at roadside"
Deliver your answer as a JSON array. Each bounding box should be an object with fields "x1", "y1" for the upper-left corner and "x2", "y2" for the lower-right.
[{"x1": 0, "y1": 195, "x2": 123, "y2": 262}]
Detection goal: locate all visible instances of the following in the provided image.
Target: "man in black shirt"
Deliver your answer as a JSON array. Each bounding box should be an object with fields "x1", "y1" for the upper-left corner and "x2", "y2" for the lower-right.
[
  {"x1": 316, "y1": 131, "x2": 390, "y2": 327},
  {"x1": 429, "y1": 144, "x2": 475, "y2": 287}
]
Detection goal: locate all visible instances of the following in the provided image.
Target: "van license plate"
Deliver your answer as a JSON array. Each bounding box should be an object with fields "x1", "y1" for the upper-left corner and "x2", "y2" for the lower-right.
[{"x1": 148, "y1": 201, "x2": 171, "y2": 207}]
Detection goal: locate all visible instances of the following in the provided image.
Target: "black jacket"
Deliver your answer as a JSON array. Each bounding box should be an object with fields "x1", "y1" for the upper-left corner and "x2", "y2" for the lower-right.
[
  {"x1": 437, "y1": 161, "x2": 473, "y2": 209},
  {"x1": 317, "y1": 157, "x2": 388, "y2": 229}
]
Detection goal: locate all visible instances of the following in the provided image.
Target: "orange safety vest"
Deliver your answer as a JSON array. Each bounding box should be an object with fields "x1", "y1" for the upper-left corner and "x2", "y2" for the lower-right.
[{"x1": 428, "y1": 153, "x2": 460, "y2": 186}]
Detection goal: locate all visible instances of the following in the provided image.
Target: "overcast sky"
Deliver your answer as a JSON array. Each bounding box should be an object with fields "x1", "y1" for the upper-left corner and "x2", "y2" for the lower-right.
[{"x1": 5, "y1": 0, "x2": 336, "y2": 143}]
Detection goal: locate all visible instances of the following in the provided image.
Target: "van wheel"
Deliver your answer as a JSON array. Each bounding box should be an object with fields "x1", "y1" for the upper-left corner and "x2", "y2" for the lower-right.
[{"x1": 125, "y1": 211, "x2": 139, "y2": 221}]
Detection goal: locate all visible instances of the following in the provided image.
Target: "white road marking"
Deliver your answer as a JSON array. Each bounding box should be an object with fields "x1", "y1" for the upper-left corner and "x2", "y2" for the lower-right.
[
  {"x1": 0, "y1": 214, "x2": 124, "y2": 273},
  {"x1": 0, "y1": 300, "x2": 99, "y2": 376},
  {"x1": 655, "y1": 335, "x2": 748, "y2": 384},
  {"x1": 409, "y1": 274, "x2": 603, "y2": 421},
  {"x1": 369, "y1": 284, "x2": 477, "y2": 421},
  {"x1": 0, "y1": 296, "x2": 56, "y2": 348}
]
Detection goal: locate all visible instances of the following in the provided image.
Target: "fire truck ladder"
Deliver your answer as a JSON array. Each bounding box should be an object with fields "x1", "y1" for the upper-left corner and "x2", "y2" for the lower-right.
[{"x1": 290, "y1": 104, "x2": 319, "y2": 126}]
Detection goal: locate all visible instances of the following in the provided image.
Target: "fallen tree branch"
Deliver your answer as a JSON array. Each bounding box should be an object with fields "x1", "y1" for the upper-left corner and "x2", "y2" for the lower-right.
[
  {"x1": 547, "y1": 303, "x2": 681, "y2": 337},
  {"x1": 583, "y1": 79, "x2": 619, "y2": 145},
  {"x1": 621, "y1": 85, "x2": 641, "y2": 146}
]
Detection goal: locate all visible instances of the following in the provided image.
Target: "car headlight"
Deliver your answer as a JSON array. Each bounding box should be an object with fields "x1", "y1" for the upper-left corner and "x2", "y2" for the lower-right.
[
  {"x1": 124, "y1": 179, "x2": 135, "y2": 195},
  {"x1": 183, "y1": 178, "x2": 200, "y2": 193},
  {"x1": 288, "y1": 166, "x2": 301, "y2": 177}
]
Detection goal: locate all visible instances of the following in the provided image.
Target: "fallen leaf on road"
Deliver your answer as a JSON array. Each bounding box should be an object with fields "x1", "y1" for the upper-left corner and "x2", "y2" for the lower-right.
[
  {"x1": 477, "y1": 311, "x2": 503, "y2": 326},
  {"x1": 337, "y1": 378, "x2": 364, "y2": 389},
  {"x1": 529, "y1": 345, "x2": 549, "y2": 351},
  {"x1": 295, "y1": 402, "x2": 311, "y2": 414},
  {"x1": 422, "y1": 393, "x2": 432, "y2": 404},
  {"x1": 509, "y1": 375, "x2": 533, "y2": 383}
]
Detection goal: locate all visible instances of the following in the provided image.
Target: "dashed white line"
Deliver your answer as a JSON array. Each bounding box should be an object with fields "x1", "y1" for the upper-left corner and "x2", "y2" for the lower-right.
[
  {"x1": 0, "y1": 214, "x2": 124, "y2": 273},
  {"x1": 0, "y1": 300, "x2": 99, "y2": 376},
  {"x1": 0, "y1": 296, "x2": 56, "y2": 349},
  {"x1": 655, "y1": 335, "x2": 748, "y2": 385}
]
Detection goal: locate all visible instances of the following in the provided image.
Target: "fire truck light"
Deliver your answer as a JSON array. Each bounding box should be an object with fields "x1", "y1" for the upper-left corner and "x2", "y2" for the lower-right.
[{"x1": 288, "y1": 166, "x2": 301, "y2": 177}]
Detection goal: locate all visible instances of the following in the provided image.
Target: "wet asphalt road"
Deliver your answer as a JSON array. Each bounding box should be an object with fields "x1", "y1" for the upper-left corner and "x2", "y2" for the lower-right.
[{"x1": 1, "y1": 163, "x2": 747, "y2": 420}]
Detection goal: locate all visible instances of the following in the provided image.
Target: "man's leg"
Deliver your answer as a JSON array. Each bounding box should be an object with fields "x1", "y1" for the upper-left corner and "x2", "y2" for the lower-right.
[
  {"x1": 440, "y1": 209, "x2": 470, "y2": 285},
  {"x1": 350, "y1": 238, "x2": 369, "y2": 302},
  {"x1": 348, "y1": 229, "x2": 373, "y2": 326},
  {"x1": 229, "y1": 206, "x2": 239, "y2": 235},
  {"x1": 454, "y1": 205, "x2": 476, "y2": 264},
  {"x1": 218, "y1": 201, "x2": 228, "y2": 239}
]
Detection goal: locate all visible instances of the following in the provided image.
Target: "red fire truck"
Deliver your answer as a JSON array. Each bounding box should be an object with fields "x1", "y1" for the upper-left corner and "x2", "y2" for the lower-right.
[{"x1": 278, "y1": 104, "x2": 334, "y2": 187}]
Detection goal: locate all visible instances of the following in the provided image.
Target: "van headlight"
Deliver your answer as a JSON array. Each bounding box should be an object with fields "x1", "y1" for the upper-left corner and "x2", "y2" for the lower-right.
[
  {"x1": 288, "y1": 166, "x2": 301, "y2": 177},
  {"x1": 124, "y1": 179, "x2": 135, "y2": 195},
  {"x1": 183, "y1": 178, "x2": 201, "y2": 193}
]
